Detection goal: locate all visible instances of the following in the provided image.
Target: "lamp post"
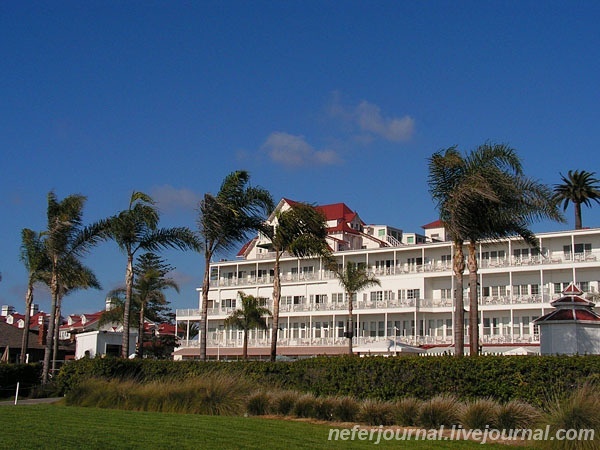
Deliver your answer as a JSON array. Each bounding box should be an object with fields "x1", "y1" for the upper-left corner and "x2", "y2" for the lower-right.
[{"x1": 393, "y1": 326, "x2": 399, "y2": 356}]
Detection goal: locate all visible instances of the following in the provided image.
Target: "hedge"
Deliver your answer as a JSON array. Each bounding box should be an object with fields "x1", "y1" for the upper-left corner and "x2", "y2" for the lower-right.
[
  {"x1": 55, "y1": 355, "x2": 600, "y2": 407},
  {"x1": 0, "y1": 363, "x2": 42, "y2": 399}
]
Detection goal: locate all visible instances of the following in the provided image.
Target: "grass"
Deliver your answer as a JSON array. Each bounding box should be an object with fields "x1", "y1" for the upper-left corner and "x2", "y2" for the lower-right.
[{"x1": 1, "y1": 403, "x2": 519, "y2": 449}]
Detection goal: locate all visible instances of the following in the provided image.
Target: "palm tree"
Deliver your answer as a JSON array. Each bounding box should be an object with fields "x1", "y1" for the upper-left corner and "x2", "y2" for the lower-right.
[
  {"x1": 553, "y1": 170, "x2": 600, "y2": 230},
  {"x1": 133, "y1": 253, "x2": 179, "y2": 358},
  {"x1": 197, "y1": 171, "x2": 273, "y2": 360},
  {"x1": 41, "y1": 192, "x2": 107, "y2": 382},
  {"x1": 51, "y1": 257, "x2": 102, "y2": 368},
  {"x1": 107, "y1": 192, "x2": 200, "y2": 358},
  {"x1": 19, "y1": 229, "x2": 49, "y2": 364},
  {"x1": 331, "y1": 262, "x2": 380, "y2": 355},
  {"x1": 224, "y1": 292, "x2": 271, "y2": 359},
  {"x1": 429, "y1": 143, "x2": 564, "y2": 356},
  {"x1": 261, "y1": 201, "x2": 331, "y2": 361}
]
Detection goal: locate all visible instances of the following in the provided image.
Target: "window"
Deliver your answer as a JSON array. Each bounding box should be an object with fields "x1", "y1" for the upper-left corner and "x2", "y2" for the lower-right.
[
  {"x1": 531, "y1": 284, "x2": 540, "y2": 295},
  {"x1": 407, "y1": 289, "x2": 420, "y2": 299},
  {"x1": 370, "y1": 291, "x2": 383, "y2": 302},
  {"x1": 579, "y1": 281, "x2": 590, "y2": 292},
  {"x1": 221, "y1": 299, "x2": 236, "y2": 308},
  {"x1": 293, "y1": 296, "x2": 305, "y2": 305},
  {"x1": 441, "y1": 288, "x2": 452, "y2": 299}
]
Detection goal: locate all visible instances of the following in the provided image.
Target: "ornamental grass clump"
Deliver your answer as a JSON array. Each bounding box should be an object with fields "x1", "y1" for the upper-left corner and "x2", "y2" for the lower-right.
[
  {"x1": 357, "y1": 399, "x2": 396, "y2": 426},
  {"x1": 313, "y1": 396, "x2": 339, "y2": 421},
  {"x1": 461, "y1": 398, "x2": 500, "y2": 430},
  {"x1": 539, "y1": 383, "x2": 600, "y2": 450},
  {"x1": 272, "y1": 390, "x2": 301, "y2": 416},
  {"x1": 418, "y1": 395, "x2": 463, "y2": 429},
  {"x1": 496, "y1": 400, "x2": 541, "y2": 430},
  {"x1": 332, "y1": 396, "x2": 360, "y2": 423},
  {"x1": 246, "y1": 391, "x2": 272, "y2": 416},
  {"x1": 292, "y1": 393, "x2": 319, "y2": 418},
  {"x1": 395, "y1": 397, "x2": 422, "y2": 427}
]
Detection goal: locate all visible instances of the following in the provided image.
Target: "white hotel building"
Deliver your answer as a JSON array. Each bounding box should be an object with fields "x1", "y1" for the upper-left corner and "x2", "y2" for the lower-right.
[{"x1": 174, "y1": 199, "x2": 600, "y2": 359}]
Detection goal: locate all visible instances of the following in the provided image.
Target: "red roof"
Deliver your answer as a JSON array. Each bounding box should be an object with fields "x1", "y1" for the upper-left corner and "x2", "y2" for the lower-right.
[
  {"x1": 316, "y1": 202, "x2": 362, "y2": 225},
  {"x1": 422, "y1": 219, "x2": 443, "y2": 229},
  {"x1": 535, "y1": 308, "x2": 600, "y2": 323}
]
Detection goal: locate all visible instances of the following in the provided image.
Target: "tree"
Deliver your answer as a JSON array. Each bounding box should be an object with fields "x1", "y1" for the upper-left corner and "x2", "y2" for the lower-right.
[
  {"x1": 197, "y1": 171, "x2": 273, "y2": 360},
  {"x1": 261, "y1": 202, "x2": 331, "y2": 361},
  {"x1": 133, "y1": 253, "x2": 179, "y2": 358},
  {"x1": 429, "y1": 143, "x2": 564, "y2": 356},
  {"x1": 331, "y1": 262, "x2": 380, "y2": 355},
  {"x1": 107, "y1": 192, "x2": 200, "y2": 358},
  {"x1": 224, "y1": 292, "x2": 271, "y2": 359},
  {"x1": 41, "y1": 192, "x2": 107, "y2": 382},
  {"x1": 19, "y1": 229, "x2": 49, "y2": 364},
  {"x1": 553, "y1": 170, "x2": 600, "y2": 230}
]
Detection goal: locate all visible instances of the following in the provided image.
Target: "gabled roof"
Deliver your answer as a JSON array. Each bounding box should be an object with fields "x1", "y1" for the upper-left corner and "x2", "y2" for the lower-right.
[
  {"x1": 0, "y1": 321, "x2": 45, "y2": 349},
  {"x1": 422, "y1": 219, "x2": 443, "y2": 229},
  {"x1": 316, "y1": 202, "x2": 363, "y2": 225}
]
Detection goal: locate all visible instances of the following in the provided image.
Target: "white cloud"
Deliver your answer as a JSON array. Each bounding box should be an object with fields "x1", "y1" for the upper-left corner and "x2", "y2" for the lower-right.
[
  {"x1": 151, "y1": 185, "x2": 200, "y2": 212},
  {"x1": 262, "y1": 132, "x2": 341, "y2": 167},
  {"x1": 329, "y1": 93, "x2": 415, "y2": 143}
]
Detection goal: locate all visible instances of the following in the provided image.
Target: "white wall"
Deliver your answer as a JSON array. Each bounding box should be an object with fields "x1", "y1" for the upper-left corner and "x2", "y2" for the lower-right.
[{"x1": 75, "y1": 330, "x2": 138, "y2": 359}]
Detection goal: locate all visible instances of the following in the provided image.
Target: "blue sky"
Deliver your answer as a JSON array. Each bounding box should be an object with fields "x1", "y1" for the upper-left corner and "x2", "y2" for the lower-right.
[{"x1": 2, "y1": 1, "x2": 600, "y2": 316}]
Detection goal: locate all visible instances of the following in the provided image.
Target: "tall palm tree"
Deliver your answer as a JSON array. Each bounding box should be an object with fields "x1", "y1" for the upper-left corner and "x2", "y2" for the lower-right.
[
  {"x1": 261, "y1": 202, "x2": 331, "y2": 361},
  {"x1": 51, "y1": 257, "x2": 101, "y2": 369},
  {"x1": 429, "y1": 143, "x2": 564, "y2": 356},
  {"x1": 331, "y1": 262, "x2": 380, "y2": 355},
  {"x1": 224, "y1": 292, "x2": 271, "y2": 359},
  {"x1": 19, "y1": 229, "x2": 49, "y2": 364},
  {"x1": 107, "y1": 191, "x2": 200, "y2": 358},
  {"x1": 133, "y1": 253, "x2": 179, "y2": 358},
  {"x1": 553, "y1": 170, "x2": 600, "y2": 230},
  {"x1": 42, "y1": 192, "x2": 107, "y2": 383},
  {"x1": 197, "y1": 171, "x2": 273, "y2": 360}
]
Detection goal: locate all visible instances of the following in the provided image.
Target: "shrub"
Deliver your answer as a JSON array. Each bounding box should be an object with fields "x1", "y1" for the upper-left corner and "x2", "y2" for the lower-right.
[
  {"x1": 332, "y1": 396, "x2": 359, "y2": 423},
  {"x1": 395, "y1": 397, "x2": 422, "y2": 426},
  {"x1": 540, "y1": 383, "x2": 599, "y2": 450},
  {"x1": 496, "y1": 400, "x2": 541, "y2": 430},
  {"x1": 313, "y1": 397, "x2": 338, "y2": 421},
  {"x1": 357, "y1": 399, "x2": 396, "y2": 426},
  {"x1": 246, "y1": 391, "x2": 271, "y2": 416},
  {"x1": 461, "y1": 398, "x2": 500, "y2": 430},
  {"x1": 272, "y1": 391, "x2": 301, "y2": 416},
  {"x1": 292, "y1": 393, "x2": 319, "y2": 418},
  {"x1": 418, "y1": 395, "x2": 463, "y2": 428}
]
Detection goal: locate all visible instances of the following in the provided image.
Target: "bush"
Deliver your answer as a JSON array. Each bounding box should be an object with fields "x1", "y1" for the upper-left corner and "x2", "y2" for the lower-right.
[
  {"x1": 332, "y1": 396, "x2": 359, "y2": 423},
  {"x1": 461, "y1": 398, "x2": 500, "y2": 430},
  {"x1": 357, "y1": 399, "x2": 396, "y2": 426},
  {"x1": 246, "y1": 391, "x2": 271, "y2": 416},
  {"x1": 418, "y1": 395, "x2": 463, "y2": 428},
  {"x1": 540, "y1": 383, "x2": 599, "y2": 450},
  {"x1": 272, "y1": 391, "x2": 301, "y2": 416},
  {"x1": 313, "y1": 397, "x2": 338, "y2": 421},
  {"x1": 496, "y1": 400, "x2": 541, "y2": 430},
  {"x1": 56, "y1": 355, "x2": 600, "y2": 407},
  {"x1": 292, "y1": 393, "x2": 319, "y2": 418},
  {"x1": 395, "y1": 397, "x2": 422, "y2": 426}
]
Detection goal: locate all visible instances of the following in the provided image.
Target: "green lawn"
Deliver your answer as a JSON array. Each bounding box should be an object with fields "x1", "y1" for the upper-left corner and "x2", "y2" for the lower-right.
[{"x1": 0, "y1": 403, "x2": 527, "y2": 449}]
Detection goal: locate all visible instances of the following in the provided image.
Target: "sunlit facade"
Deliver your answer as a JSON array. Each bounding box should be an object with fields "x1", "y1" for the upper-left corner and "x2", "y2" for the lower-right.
[{"x1": 175, "y1": 199, "x2": 600, "y2": 359}]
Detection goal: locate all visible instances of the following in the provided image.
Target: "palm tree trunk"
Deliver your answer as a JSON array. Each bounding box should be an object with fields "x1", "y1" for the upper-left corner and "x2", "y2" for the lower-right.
[
  {"x1": 453, "y1": 240, "x2": 465, "y2": 357},
  {"x1": 468, "y1": 242, "x2": 479, "y2": 356},
  {"x1": 137, "y1": 304, "x2": 145, "y2": 358},
  {"x1": 20, "y1": 284, "x2": 33, "y2": 364},
  {"x1": 575, "y1": 202, "x2": 582, "y2": 230},
  {"x1": 270, "y1": 253, "x2": 281, "y2": 362},
  {"x1": 243, "y1": 328, "x2": 248, "y2": 359},
  {"x1": 347, "y1": 291, "x2": 354, "y2": 356},
  {"x1": 42, "y1": 265, "x2": 59, "y2": 383},
  {"x1": 121, "y1": 253, "x2": 134, "y2": 358},
  {"x1": 52, "y1": 294, "x2": 62, "y2": 373},
  {"x1": 200, "y1": 248, "x2": 211, "y2": 361}
]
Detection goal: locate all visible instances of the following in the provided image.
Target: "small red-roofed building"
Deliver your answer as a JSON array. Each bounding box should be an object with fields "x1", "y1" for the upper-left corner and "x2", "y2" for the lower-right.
[{"x1": 535, "y1": 282, "x2": 600, "y2": 355}]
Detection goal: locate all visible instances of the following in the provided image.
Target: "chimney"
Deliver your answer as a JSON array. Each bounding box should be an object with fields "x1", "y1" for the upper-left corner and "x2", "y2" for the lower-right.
[
  {"x1": 30, "y1": 303, "x2": 39, "y2": 315},
  {"x1": 38, "y1": 319, "x2": 47, "y2": 346},
  {"x1": 105, "y1": 297, "x2": 115, "y2": 311}
]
